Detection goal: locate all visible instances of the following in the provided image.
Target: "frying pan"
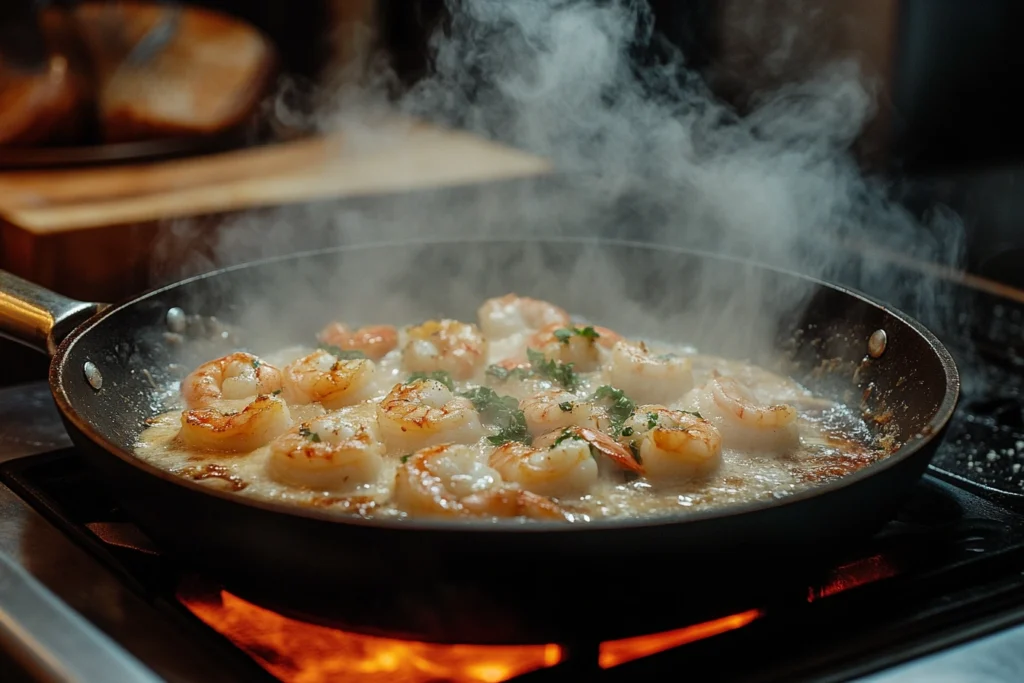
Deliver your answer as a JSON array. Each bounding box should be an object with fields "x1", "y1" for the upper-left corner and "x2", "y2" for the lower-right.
[{"x1": 0, "y1": 239, "x2": 959, "y2": 644}]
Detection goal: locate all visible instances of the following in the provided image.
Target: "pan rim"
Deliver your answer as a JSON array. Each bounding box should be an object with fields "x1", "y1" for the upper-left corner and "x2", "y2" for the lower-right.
[{"x1": 50, "y1": 236, "x2": 961, "y2": 534}]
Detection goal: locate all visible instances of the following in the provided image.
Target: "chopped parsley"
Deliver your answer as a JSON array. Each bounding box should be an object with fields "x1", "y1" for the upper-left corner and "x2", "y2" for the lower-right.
[
  {"x1": 552, "y1": 326, "x2": 600, "y2": 344},
  {"x1": 460, "y1": 386, "x2": 529, "y2": 446},
  {"x1": 271, "y1": 389, "x2": 282, "y2": 396},
  {"x1": 591, "y1": 385, "x2": 636, "y2": 435},
  {"x1": 318, "y1": 344, "x2": 367, "y2": 360},
  {"x1": 408, "y1": 370, "x2": 455, "y2": 391},
  {"x1": 485, "y1": 364, "x2": 532, "y2": 383},
  {"x1": 400, "y1": 454, "x2": 412, "y2": 464},
  {"x1": 559, "y1": 401, "x2": 574, "y2": 412},
  {"x1": 251, "y1": 359, "x2": 261, "y2": 369},
  {"x1": 527, "y1": 348, "x2": 578, "y2": 391},
  {"x1": 550, "y1": 428, "x2": 578, "y2": 448},
  {"x1": 646, "y1": 412, "x2": 659, "y2": 430},
  {"x1": 298, "y1": 426, "x2": 321, "y2": 443},
  {"x1": 621, "y1": 426, "x2": 634, "y2": 437},
  {"x1": 682, "y1": 410, "x2": 704, "y2": 420}
]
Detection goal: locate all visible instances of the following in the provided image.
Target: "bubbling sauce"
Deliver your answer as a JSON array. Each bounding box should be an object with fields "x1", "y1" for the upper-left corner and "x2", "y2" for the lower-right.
[{"x1": 135, "y1": 296, "x2": 892, "y2": 523}]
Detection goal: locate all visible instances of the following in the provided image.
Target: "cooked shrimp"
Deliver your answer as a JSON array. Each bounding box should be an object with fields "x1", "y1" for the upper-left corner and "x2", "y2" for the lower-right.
[
  {"x1": 489, "y1": 438, "x2": 598, "y2": 497},
  {"x1": 394, "y1": 444, "x2": 570, "y2": 520},
  {"x1": 181, "y1": 352, "x2": 282, "y2": 409},
  {"x1": 519, "y1": 389, "x2": 599, "y2": 437},
  {"x1": 318, "y1": 323, "x2": 398, "y2": 361},
  {"x1": 282, "y1": 349, "x2": 376, "y2": 409},
  {"x1": 403, "y1": 319, "x2": 488, "y2": 380},
  {"x1": 179, "y1": 394, "x2": 291, "y2": 452},
  {"x1": 607, "y1": 341, "x2": 694, "y2": 404},
  {"x1": 534, "y1": 426, "x2": 643, "y2": 474},
  {"x1": 376, "y1": 379, "x2": 484, "y2": 453},
  {"x1": 266, "y1": 411, "x2": 384, "y2": 492},
  {"x1": 477, "y1": 294, "x2": 571, "y2": 338},
  {"x1": 687, "y1": 375, "x2": 799, "y2": 452},
  {"x1": 621, "y1": 405, "x2": 722, "y2": 482},
  {"x1": 527, "y1": 323, "x2": 621, "y2": 372}
]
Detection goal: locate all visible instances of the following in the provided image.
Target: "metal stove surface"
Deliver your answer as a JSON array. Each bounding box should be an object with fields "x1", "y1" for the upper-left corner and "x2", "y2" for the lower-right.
[{"x1": 2, "y1": 379, "x2": 1024, "y2": 683}]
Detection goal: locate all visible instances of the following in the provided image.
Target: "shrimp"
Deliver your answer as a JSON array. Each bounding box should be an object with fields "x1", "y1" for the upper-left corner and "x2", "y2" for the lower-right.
[
  {"x1": 527, "y1": 323, "x2": 621, "y2": 373},
  {"x1": 282, "y1": 349, "x2": 377, "y2": 409},
  {"x1": 403, "y1": 319, "x2": 488, "y2": 380},
  {"x1": 489, "y1": 438, "x2": 598, "y2": 497},
  {"x1": 606, "y1": 341, "x2": 694, "y2": 405},
  {"x1": 318, "y1": 323, "x2": 398, "y2": 361},
  {"x1": 181, "y1": 352, "x2": 282, "y2": 409},
  {"x1": 519, "y1": 389, "x2": 599, "y2": 437},
  {"x1": 687, "y1": 375, "x2": 800, "y2": 453},
  {"x1": 621, "y1": 405, "x2": 722, "y2": 482},
  {"x1": 394, "y1": 444, "x2": 570, "y2": 520},
  {"x1": 477, "y1": 294, "x2": 571, "y2": 339},
  {"x1": 376, "y1": 378, "x2": 484, "y2": 453},
  {"x1": 266, "y1": 411, "x2": 384, "y2": 492},
  {"x1": 179, "y1": 394, "x2": 291, "y2": 452},
  {"x1": 534, "y1": 426, "x2": 643, "y2": 474}
]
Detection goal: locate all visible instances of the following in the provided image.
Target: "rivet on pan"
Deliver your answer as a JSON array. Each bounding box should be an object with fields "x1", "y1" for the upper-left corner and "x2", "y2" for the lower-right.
[
  {"x1": 868, "y1": 329, "x2": 887, "y2": 358},
  {"x1": 83, "y1": 362, "x2": 103, "y2": 391},
  {"x1": 166, "y1": 307, "x2": 186, "y2": 333}
]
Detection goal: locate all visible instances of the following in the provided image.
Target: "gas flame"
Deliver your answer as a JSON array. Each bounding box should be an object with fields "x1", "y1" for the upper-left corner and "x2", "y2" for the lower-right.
[
  {"x1": 599, "y1": 610, "x2": 763, "y2": 668},
  {"x1": 807, "y1": 554, "x2": 900, "y2": 601}
]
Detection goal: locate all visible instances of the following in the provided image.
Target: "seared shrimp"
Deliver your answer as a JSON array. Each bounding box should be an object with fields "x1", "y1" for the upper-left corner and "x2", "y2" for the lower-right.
[
  {"x1": 688, "y1": 375, "x2": 799, "y2": 452},
  {"x1": 621, "y1": 405, "x2": 722, "y2": 482},
  {"x1": 376, "y1": 379, "x2": 484, "y2": 453},
  {"x1": 318, "y1": 323, "x2": 398, "y2": 361},
  {"x1": 181, "y1": 352, "x2": 282, "y2": 409},
  {"x1": 519, "y1": 389, "x2": 599, "y2": 437},
  {"x1": 528, "y1": 323, "x2": 620, "y2": 372},
  {"x1": 477, "y1": 294, "x2": 570, "y2": 339},
  {"x1": 179, "y1": 394, "x2": 291, "y2": 452},
  {"x1": 489, "y1": 438, "x2": 598, "y2": 497},
  {"x1": 266, "y1": 411, "x2": 384, "y2": 492},
  {"x1": 282, "y1": 349, "x2": 376, "y2": 409},
  {"x1": 394, "y1": 444, "x2": 569, "y2": 520},
  {"x1": 607, "y1": 341, "x2": 694, "y2": 404},
  {"x1": 534, "y1": 426, "x2": 643, "y2": 474},
  {"x1": 403, "y1": 319, "x2": 488, "y2": 380}
]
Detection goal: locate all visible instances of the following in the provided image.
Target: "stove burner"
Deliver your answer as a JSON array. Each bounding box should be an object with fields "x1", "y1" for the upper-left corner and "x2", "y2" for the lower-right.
[{"x1": 5, "y1": 448, "x2": 1024, "y2": 682}]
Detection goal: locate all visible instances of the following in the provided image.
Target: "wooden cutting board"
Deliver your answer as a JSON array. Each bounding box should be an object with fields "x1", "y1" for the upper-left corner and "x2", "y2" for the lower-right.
[{"x1": 0, "y1": 122, "x2": 551, "y2": 301}]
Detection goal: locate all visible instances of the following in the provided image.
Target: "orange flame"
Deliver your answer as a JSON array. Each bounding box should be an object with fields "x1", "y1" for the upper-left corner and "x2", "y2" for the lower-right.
[
  {"x1": 806, "y1": 554, "x2": 899, "y2": 602},
  {"x1": 598, "y1": 610, "x2": 763, "y2": 668}
]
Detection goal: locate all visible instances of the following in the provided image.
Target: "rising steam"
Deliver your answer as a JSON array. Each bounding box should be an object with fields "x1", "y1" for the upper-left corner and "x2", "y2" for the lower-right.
[{"x1": 152, "y1": 0, "x2": 965, "y2": 366}]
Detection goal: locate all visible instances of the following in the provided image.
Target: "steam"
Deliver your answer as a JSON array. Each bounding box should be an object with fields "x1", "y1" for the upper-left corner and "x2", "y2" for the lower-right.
[{"x1": 152, "y1": 0, "x2": 965, "y2": 371}]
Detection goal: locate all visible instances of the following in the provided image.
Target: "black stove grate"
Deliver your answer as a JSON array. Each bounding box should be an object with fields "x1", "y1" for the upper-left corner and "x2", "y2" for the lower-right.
[{"x1": 4, "y1": 449, "x2": 1024, "y2": 682}]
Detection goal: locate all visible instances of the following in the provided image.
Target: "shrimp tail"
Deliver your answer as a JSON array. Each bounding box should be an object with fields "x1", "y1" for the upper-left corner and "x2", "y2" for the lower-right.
[{"x1": 575, "y1": 427, "x2": 644, "y2": 474}]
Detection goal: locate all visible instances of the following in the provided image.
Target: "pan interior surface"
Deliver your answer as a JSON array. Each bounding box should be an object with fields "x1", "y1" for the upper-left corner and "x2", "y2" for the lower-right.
[{"x1": 53, "y1": 239, "x2": 959, "y2": 531}]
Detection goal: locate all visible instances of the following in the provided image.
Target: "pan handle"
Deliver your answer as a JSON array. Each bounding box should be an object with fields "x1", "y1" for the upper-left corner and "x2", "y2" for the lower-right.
[{"x1": 0, "y1": 270, "x2": 107, "y2": 357}]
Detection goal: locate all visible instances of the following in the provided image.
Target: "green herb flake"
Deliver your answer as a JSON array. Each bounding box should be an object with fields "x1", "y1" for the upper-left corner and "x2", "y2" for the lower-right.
[
  {"x1": 400, "y1": 454, "x2": 411, "y2": 463},
  {"x1": 298, "y1": 426, "x2": 321, "y2": 443},
  {"x1": 591, "y1": 385, "x2": 637, "y2": 436},
  {"x1": 461, "y1": 386, "x2": 530, "y2": 446},
  {"x1": 559, "y1": 401, "x2": 574, "y2": 412},
  {"x1": 682, "y1": 410, "x2": 704, "y2": 420},
  {"x1": 552, "y1": 326, "x2": 600, "y2": 345},
  {"x1": 318, "y1": 344, "x2": 367, "y2": 360},
  {"x1": 527, "y1": 348, "x2": 578, "y2": 391},
  {"x1": 646, "y1": 412, "x2": 659, "y2": 430},
  {"x1": 621, "y1": 426, "x2": 634, "y2": 437},
  {"x1": 628, "y1": 442, "x2": 642, "y2": 465},
  {"x1": 271, "y1": 389, "x2": 282, "y2": 396},
  {"x1": 550, "y1": 428, "x2": 577, "y2": 449},
  {"x1": 485, "y1": 364, "x2": 531, "y2": 383},
  {"x1": 251, "y1": 359, "x2": 261, "y2": 369},
  {"x1": 408, "y1": 371, "x2": 455, "y2": 392}
]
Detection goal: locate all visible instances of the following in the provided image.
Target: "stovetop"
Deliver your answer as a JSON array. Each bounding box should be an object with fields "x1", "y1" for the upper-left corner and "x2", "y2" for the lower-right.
[{"x1": 2, "y1": 257, "x2": 1024, "y2": 682}]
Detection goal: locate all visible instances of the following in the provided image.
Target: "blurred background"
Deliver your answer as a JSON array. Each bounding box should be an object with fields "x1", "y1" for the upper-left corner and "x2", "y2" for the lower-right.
[{"x1": 2, "y1": 0, "x2": 1024, "y2": 382}]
